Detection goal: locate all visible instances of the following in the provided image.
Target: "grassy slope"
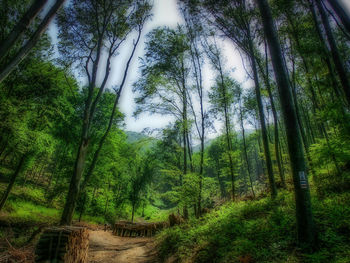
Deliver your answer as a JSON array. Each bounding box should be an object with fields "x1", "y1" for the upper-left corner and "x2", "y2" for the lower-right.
[
  {"x1": 0, "y1": 182, "x2": 107, "y2": 247},
  {"x1": 157, "y1": 190, "x2": 350, "y2": 263}
]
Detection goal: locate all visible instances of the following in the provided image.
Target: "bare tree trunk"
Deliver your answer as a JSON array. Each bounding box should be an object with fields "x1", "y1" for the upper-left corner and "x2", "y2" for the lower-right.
[
  {"x1": 0, "y1": 0, "x2": 48, "y2": 61},
  {"x1": 308, "y1": 1, "x2": 346, "y2": 106},
  {"x1": 79, "y1": 26, "x2": 142, "y2": 193},
  {"x1": 61, "y1": 33, "x2": 104, "y2": 226},
  {"x1": 239, "y1": 94, "x2": 255, "y2": 197},
  {"x1": 314, "y1": 0, "x2": 350, "y2": 106},
  {"x1": 182, "y1": 68, "x2": 189, "y2": 219},
  {"x1": 0, "y1": 154, "x2": 26, "y2": 211},
  {"x1": 0, "y1": 0, "x2": 66, "y2": 83},
  {"x1": 131, "y1": 202, "x2": 135, "y2": 223},
  {"x1": 326, "y1": 0, "x2": 350, "y2": 35},
  {"x1": 257, "y1": 0, "x2": 316, "y2": 248},
  {"x1": 247, "y1": 34, "x2": 277, "y2": 198},
  {"x1": 257, "y1": 45, "x2": 286, "y2": 187}
]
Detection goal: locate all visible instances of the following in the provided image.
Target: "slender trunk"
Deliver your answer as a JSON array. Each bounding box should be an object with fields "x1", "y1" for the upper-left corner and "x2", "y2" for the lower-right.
[
  {"x1": 182, "y1": 72, "x2": 188, "y2": 219},
  {"x1": 0, "y1": 142, "x2": 8, "y2": 159},
  {"x1": 0, "y1": 154, "x2": 26, "y2": 210},
  {"x1": 104, "y1": 196, "x2": 109, "y2": 218},
  {"x1": 247, "y1": 35, "x2": 277, "y2": 198},
  {"x1": 326, "y1": 0, "x2": 350, "y2": 35},
  {"x1": 142, "y1": 203, "x2": 145, "y2": 217},
  {"x1": 60, "y1": 141, "x2": 89, "y2": 225},
  {"x1": 239, "y1": 98, "x2": 255, "y2": 197},
  {"x1": 258, "y1": 45, "x2": 285, "y2": 187},
  {"x1": 80, "y1": 28, "x2": 142, "y2": 192},
  {"x1": 0, "y1": 0, "x2": 66, "y2": 83},
  {"x1": 131, "y1": 202, "x2": 135, "y2": 223},
  {"x1": 290, "y1": 59, "x2": 309, "y2": 151},
  {"x1": 309, "y1": 1, "x2": 346, "y2": 105},
  {"x1": 60, "y1": 33, "x2": 104, "y2": 226},
  {"x1": 186, "y1": 132, "x2": 194, "y2": 172},
  {"x1": 257, "y1": 0, "x2": 316, "y2": 248},
  {"x1": 0, "y1": 0, "x2": 48, "y2": 61},
  {"x1": 315, "y1": 0, "x2": 350, "y2": 106},
  {"x1": 198, "y1": 135, "x2": 204, "y2": 216},
  {"x1": 78, "y1": 193, "x2": 87, "y2": 222},
  {"x1": 221, "y1": 74, "x2": 235, "y2": 201},
  {"x1": 216, "y1": 168, "x2": 226, "y2": 199}
]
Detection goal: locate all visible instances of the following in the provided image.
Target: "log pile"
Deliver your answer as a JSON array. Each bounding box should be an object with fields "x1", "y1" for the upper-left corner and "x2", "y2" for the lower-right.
[
  {"x1": 34, "y1": 226, "x2": 89, "y2": 263},
  {"x1": 113, "y1": 221, "x2": 167, "y2": 237}
]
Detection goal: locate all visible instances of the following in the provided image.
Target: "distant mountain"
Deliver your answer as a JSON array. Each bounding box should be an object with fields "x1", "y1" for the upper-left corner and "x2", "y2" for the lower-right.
[
  {"x1": 125, "y1": 131, "x2": 149, "y2": 143},
  {"x1": 192, "y1": 138, "x2": 215, "y2": 152},
  {"x1": 126, "y1": 128, "x2": 257, "y2": 152},
  {"x1": 192, "y1": 129, "x2": 256, "y2": 152}
]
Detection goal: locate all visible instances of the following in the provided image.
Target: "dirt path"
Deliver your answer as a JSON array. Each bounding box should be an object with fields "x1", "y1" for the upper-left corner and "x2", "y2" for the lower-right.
[{"x1": 88, "y1": 230, "x2": 158, "y2": 263}]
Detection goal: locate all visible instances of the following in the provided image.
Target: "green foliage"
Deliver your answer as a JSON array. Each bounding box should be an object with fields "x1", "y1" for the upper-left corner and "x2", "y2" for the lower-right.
[
  {"x1": 310, "y1": 128, "x2": 350, "y2": 197},
  {"x1": 157, "y1": 191, "x2": 350, "y2": 263}
]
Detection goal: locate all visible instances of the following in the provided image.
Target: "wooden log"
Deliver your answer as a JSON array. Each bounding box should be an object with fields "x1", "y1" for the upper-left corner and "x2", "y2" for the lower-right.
[
  {"x1": 35, "y1": 226, "x2": 89, "y2": 263},
  {"x1": 113, "y1": 220, "x2": 169, "y2": 237}
]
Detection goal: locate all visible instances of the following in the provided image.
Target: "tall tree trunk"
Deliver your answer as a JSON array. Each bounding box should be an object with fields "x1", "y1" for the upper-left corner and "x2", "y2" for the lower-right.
[
  {"x1": 186, "y1": 132, "x2": 194, "y2": 172},
  {"x1": 314, "y1": 0, "x2": 350, "y2": 106},
  {"x1": 60, "y1": 141, "x2": 89, "y2": 225},
  {"x1": 219, "y1": 69, "x2": 235, "y2": 201},
  {"x1": 0, "y1": 0, "x2": 66, "y2": 83},
  {"x1": 0, "y1": 154, "x2": 26, "y2": 211},
  {"x1": 79, "y1": 27, "x2": 142, "y2": 193},
  {"x1": 247, "y1": 35, "x2": 277, "y2": 198},
  {"x1": 239, "y1": 96, "x2": 255, "y2": 197},
  {"x1": 257, "y1": 0, "x2": 316, "y2": 248},
  {"x1": 326, "y1": 0, "x2": 350, "y2": 35},
  {"x1": 309, "y1": 1, "x2": 346, "y2": 106},
  {"x1": 78, "y1": 193, "x2": 87, "y2": 222},
  {"x1": 198, "y1": 133, "x2": 204, "y2": 216},
  {"x1": 60, "y1": 35, "x2": 104, "y2": 226},
  {"x1": 131, "y1": 202, "x2": 135, "y2": 223},
  {"x1": 0, "y1": 0, "x2": 48, "y2": 61},
  {"x1": 182, "y1": 74, "x2": 189, "y2": 219},
  {"x1": 258, "y1": 46, "x2": 286, "y2": 187}
]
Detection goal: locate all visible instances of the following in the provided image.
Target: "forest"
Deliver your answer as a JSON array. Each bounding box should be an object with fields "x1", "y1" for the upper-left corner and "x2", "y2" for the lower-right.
[{"x1": 0, "y1": 0, "x2": 349, "y2": 262}]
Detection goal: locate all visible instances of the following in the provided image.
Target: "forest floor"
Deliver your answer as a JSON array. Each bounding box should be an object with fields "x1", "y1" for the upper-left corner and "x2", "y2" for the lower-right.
[{"x1": 88, "y1": 230, "x2": 158, "y2": 263}]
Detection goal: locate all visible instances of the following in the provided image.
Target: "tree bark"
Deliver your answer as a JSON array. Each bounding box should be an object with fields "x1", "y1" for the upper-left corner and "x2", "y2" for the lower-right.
[
  {"x1": 257, "y1": 0, "x2": 316, "y2": 248},
  {"x1": 0, "y1": 154, "x2": 26, "y2": 211},
  {"x1": 60, "y1": 25, "x2": 105, "y2": 226},
  {"x1": 326, "y1": 0, "x2": 350, "y2": 35},
  {"x1": 308, "y1": 1, "x2": 346, "y2": 106},
  {"x1": 80, "y1": 26, "x2": 142, "y2": 193},
  {"x1": 314, "y1": 0, "x2": 350, "y2": 106},
  {"x1": 257, "y1": 47, "x2": 286, "y2": 187},
  {"x1": 0, "y1": 0, "x2": 48, "y2": 61},
  {"x1": 247, "y1": 34, "x2": 277, "y2": 197},
  {"x1": 131, "y1": 202, "x2": 135, "y2": 223},
  {"x1": 239, "y1": 94, "x2": 255, "y2": 197},
  {"x1": 0, "y1": 0, "x2": 66, "y2": 83}
]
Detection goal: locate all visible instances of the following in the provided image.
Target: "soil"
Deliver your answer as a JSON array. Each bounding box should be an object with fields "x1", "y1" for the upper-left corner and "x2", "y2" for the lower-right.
[{"x1": 88, "y1": 230, "x2": 158, "y2": 263}]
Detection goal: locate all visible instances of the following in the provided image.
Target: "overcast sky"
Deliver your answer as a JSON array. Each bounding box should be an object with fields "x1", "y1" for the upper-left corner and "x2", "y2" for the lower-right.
[{"x1": 48, "y1": 0, "x2": 350, "y2": 139}]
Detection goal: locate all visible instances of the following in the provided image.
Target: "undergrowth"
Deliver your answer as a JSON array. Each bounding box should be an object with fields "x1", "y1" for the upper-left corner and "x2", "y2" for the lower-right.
[{"x1": 157, "y1": 190, "x2": 350, "y2": 263}]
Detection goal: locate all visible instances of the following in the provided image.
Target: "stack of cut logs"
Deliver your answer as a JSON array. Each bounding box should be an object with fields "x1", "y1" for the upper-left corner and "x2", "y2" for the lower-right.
[
  {"x1": 113, "y1": 221, "x2": 167, "y2": 237},
  {"x1": 35, "y1": 226, "x2": 89, "y2": 263}
]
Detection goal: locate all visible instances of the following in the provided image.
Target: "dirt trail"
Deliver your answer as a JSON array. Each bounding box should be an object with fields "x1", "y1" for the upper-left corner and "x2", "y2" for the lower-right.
[{"x1": 88, "y1": 230, "x2": 158, "y2": 263}]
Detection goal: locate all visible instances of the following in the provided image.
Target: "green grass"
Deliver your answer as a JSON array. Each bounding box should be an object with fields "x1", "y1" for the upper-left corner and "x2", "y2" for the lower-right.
[
  {"x1": 156, "y1": 191, "x2": 350, "y2": 263},
  {"x1": 0, "y1": 200, "x2": 60, "y2": 224},
  {"x1": 0, "y1": 182, "x2": 112, "y2": 226}
]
